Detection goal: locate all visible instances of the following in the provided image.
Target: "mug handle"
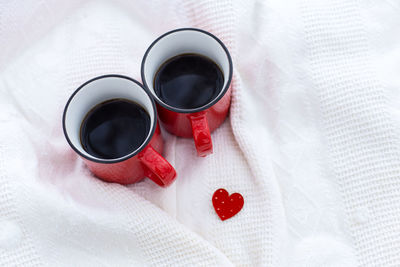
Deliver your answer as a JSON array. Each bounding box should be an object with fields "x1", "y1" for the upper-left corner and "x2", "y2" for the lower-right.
[
  {"x1": 138, "y1": 145, "x2": 176, "y2": 187},
  {"x1": 188, "y1": 113, "x2": 213, "y2": 157}
]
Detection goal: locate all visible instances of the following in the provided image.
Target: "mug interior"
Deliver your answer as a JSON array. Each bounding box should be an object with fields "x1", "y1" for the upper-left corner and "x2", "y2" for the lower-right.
[
  {"x1": 141, "y1": 28, "x2": 232, "y2": 112},
  {"x1": 63, "y1": 75, "x2": 156, "y2": 163}
]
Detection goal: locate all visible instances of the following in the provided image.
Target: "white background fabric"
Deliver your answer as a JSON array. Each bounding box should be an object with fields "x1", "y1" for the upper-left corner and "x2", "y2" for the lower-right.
[{"x1": 1, "y1": 0, "x2": 399, "y2": 266}]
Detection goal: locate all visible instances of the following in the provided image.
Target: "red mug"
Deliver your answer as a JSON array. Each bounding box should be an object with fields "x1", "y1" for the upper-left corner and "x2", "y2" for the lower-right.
[
  {"x1": 141, "y1": 28, "x2": 233, "y2": 157},
  {"x1": 62, "y1": 75, "x2": 176, "y2": 187}
]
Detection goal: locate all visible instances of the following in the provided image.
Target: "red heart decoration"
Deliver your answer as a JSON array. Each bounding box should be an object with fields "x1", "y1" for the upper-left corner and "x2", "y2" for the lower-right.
[{"x1": 212, "y1": 188, "x2": 244, "y2": 221}]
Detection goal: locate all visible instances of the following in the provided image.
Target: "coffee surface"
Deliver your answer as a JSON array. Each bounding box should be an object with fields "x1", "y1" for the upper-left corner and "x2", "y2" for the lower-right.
[
  {"x1": 80, "y1": 98, "x2": 150, "y2": 159},
  {"x1": 154, "y1": 54, "x2": 224, "y2": 109}
]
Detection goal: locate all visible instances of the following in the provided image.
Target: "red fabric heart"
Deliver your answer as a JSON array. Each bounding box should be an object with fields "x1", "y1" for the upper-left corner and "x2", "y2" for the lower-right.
[{"x1": 212, "y1": 188, "x2": 244, "y2": 221}]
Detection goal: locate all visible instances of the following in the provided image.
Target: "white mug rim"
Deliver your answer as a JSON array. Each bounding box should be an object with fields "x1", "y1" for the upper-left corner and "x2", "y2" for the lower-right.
[
  {"x1": 62, "y1": 74, "x2": 158, "y2": 164},
  {"x1": 140, "y1": 28, "x2": 233, "y2": 114}
]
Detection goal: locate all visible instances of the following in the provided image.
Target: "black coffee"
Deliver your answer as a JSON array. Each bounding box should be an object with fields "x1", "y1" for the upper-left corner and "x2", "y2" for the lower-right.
[
  {"x1": 80, "y1": 98, "x2": 150, "y2": 159},
  {"x1": 154, "y1": 53, "x2": 224, "y2": 109}
]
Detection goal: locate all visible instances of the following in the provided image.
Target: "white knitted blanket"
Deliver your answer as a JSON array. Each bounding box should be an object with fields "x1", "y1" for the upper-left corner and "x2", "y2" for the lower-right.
[{"x1": 1, "y1": 0, "x2": 399, "y2": 266}]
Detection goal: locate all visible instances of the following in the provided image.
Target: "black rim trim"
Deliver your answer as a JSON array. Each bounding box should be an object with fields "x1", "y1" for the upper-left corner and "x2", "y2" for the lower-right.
[
  {"x1": 62, "y1": 74, "x2": 158, "y2": 164},
  {"x1": 141, "y1": 28, "x2": 233, "y2": 113}
]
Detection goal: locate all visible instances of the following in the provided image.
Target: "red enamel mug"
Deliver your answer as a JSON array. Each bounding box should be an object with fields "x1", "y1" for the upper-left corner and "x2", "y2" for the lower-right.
[
  {"x1": 62, "y1": 75, "x2": 176, "y2": 187},
  {"x1": 141, "y1": 28, "x2": 233, "y2": 157}
]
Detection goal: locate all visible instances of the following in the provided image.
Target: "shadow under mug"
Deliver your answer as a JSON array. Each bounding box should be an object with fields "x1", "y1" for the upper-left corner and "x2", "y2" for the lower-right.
[
  {"x1": 62, "y1": 74, "x2": 176, "y2": 187},
  {"x1": 141, "y1": 28, "x2": 233, "y2": 157}
]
